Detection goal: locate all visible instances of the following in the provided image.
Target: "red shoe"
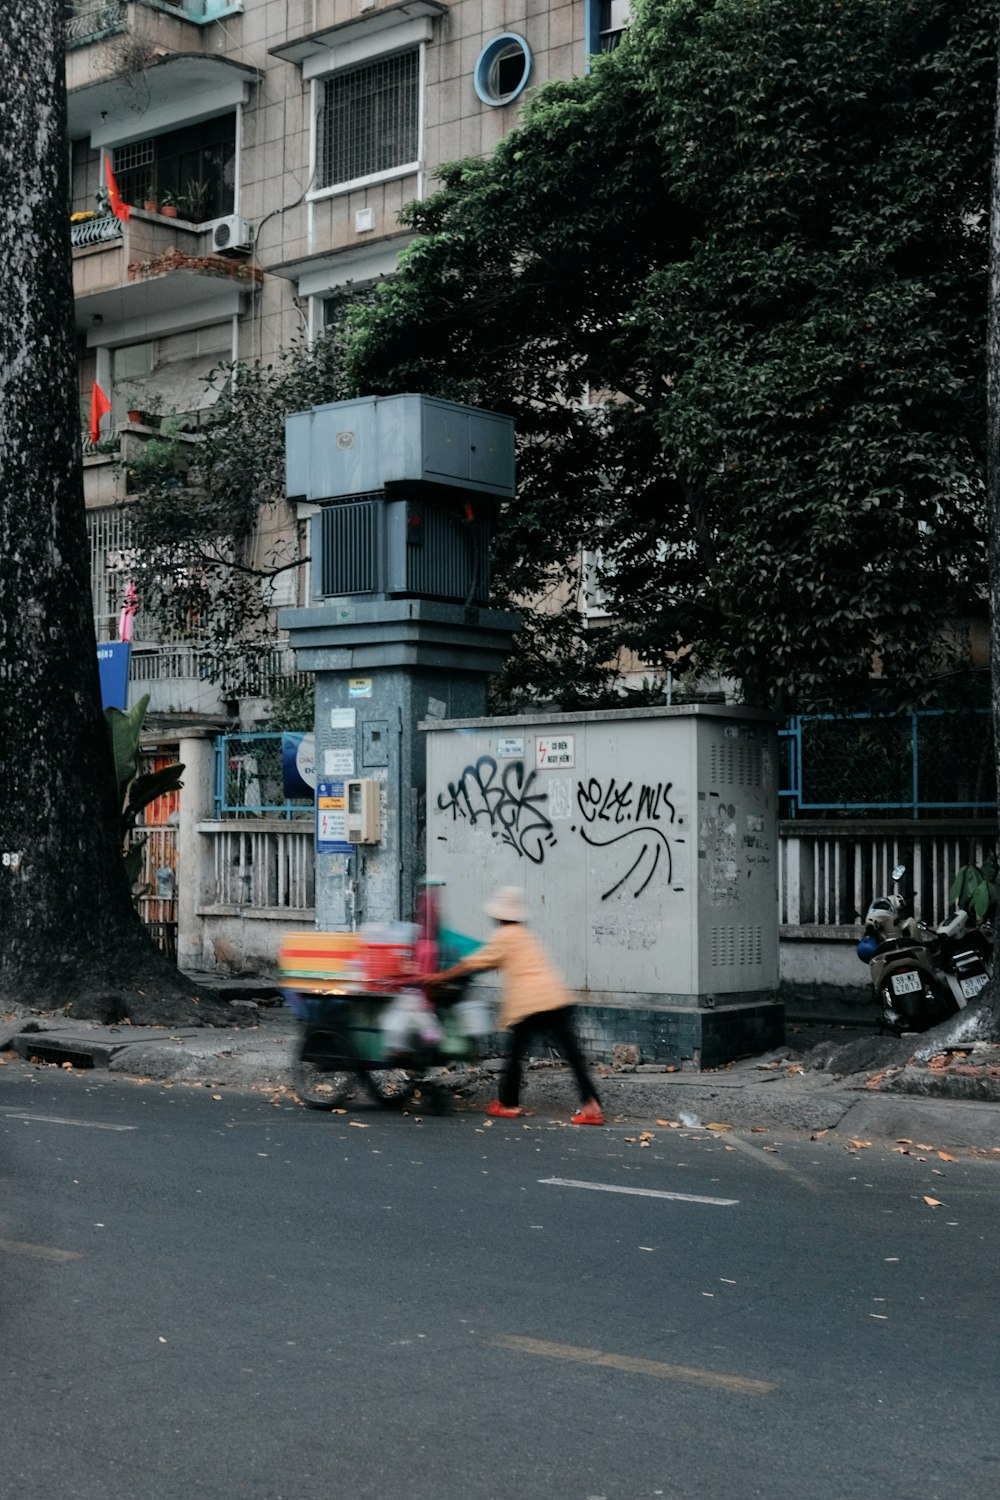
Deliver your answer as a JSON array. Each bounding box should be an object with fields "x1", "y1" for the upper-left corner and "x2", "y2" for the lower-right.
[
  {"x1": 571, "y1": 1101, "x2": 605, "y2": 1126},
  {"x1": 487, "y1": 1100, "x2": 522, "y2": 1118}
]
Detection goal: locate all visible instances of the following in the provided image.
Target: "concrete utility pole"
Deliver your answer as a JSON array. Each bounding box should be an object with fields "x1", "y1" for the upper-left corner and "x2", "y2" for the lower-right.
[{"x1": 280, "y1": 394, "x2": 520, "y2": 931}]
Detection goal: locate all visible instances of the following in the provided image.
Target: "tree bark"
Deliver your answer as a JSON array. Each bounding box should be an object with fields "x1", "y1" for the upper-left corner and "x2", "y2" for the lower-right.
[
  {"x1": 0, "y1": 7, "x2": 220, "y2": 1024},
  {"x1": 979, "y1": 16, "x2": 1000, "y2": 1042}
]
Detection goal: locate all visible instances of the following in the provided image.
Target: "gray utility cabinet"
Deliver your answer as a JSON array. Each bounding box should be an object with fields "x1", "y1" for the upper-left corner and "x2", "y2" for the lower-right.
[
  {"x1": 423, "y1": 705, "x2": 783, "y2": 1065},
  {"x1": 285, "y1": 395, "x2": 515, "y2": 607}
]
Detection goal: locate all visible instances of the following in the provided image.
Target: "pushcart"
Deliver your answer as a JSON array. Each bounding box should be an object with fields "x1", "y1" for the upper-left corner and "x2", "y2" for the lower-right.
[
  {"x1": 279, "y1": 928, "x2": 490, "y2": 1111},
  {"x1": 285, "y1": 985, "x2": 473, "y2": 1110}
]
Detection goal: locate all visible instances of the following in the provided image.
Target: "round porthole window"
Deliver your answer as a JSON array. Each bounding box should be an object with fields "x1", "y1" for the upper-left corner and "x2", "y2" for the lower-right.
[{"x1": 474, "y1": 33, "x2": 532, "y2": 107}]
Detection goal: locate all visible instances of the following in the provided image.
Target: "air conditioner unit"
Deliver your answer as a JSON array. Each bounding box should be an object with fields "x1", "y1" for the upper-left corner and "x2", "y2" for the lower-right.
[{"x1": 211, "y1": 215, "x2": 253, "y2": 253}]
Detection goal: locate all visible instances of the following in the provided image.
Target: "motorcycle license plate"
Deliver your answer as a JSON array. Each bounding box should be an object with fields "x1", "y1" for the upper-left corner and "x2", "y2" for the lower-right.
[
  {"x1": 890, "y1": 970, "x2": 922, "y2": 996},
  {"x1": 959, "y1": 972, "x2": 991, "y2": 1000}
]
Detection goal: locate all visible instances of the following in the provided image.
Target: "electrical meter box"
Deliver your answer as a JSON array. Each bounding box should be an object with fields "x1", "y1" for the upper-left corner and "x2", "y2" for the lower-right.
[{"x1": 345, "y1": 779, "x2": 381, "y2": 844}]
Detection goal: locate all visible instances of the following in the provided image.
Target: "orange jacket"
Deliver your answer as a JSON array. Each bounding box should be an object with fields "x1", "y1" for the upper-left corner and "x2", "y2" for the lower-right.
[{"x1": 451, "y1": 922, "x2": 574, "y2": 1029}]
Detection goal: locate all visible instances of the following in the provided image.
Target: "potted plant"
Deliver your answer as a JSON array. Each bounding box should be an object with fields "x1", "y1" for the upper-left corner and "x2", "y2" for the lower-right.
[
  {"x1": 183, "y1": 177, "x2": 211, "y2": 223},
  {"x1": 121, "y1": 385, "x2": 162, "y2": 428},
  {"x1": 160, "y1": 190, "x2": 179, "y2": 219},
  {"x1": 143, "y1": 181, "x2": 159, "y2": 212}
]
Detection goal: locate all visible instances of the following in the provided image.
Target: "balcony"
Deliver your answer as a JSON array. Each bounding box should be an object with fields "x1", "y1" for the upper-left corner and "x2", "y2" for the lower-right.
[
  {"x1": 66, "y1": 28, "x2": 256, "y2": 146},
  {"x1": 82, "y1": 422, "x2": 205, "y2": 508},
  {"x1": 73, "y1": 208, "x2": 260, "y2": 337},
  {"x1": 64, "y1": 2, "x2": 245, "y2": 63}
]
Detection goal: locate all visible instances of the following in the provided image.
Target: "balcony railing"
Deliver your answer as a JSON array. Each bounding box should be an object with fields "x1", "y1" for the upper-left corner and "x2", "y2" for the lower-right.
[
  {"x1": 71, "y1": 214, "x2": 124, "y2": 249},
  {"x1": 65, "y1": 0, "x2": 128, "y2": 47}
]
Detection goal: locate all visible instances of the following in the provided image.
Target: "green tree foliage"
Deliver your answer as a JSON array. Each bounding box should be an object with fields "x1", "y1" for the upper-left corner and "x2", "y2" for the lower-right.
[
  {"x1": 127, "y1": 312, "x2": 358, "y2": 683},
  {"x1": 343, "y1": 0, "x2": 998, "y2": 713}
]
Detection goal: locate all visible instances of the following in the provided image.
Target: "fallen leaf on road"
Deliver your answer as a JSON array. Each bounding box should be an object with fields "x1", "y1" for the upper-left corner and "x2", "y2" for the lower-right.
[
  {"x1": 211, "y1": 1094, "x2": 222, "y2": 1101},
  {"x1": 349, "y1": 1121, "x2": 369, "y2": 1129},
  {"x1": 869, "y1": 1314, "x2": 888, "y2": 1321},
  {"x1": 937, "y1": 1152, "x2": 956, "y2": 1162},
  {"x1": 896, "y1": 1138, "x2": 913, "y2": 1145},
  {"x1": 706, "y1": 1122, "x2": 732, "y2": 1132},
  {"x1": 811, "y1": 1128, "x2": 829, "y2": 1139},
  {"x1": 751, "y1": 1126, "x2": 767, "y2": 1133},
  {"x1": 923, "y1": 1196, "x2": 943, "y2": 1207},
  {"x1": 915, "y1": 1143, "x2": 934, "y2": 1151},
  {"x1": 847, "y1": 1138, "x2": 872, "y2": 1149},
  {"x1": 655, "y1": 1120, "x2": 681, "y2": 1127},
  {"x1": 785, "y1": 1064, "x2": 804, "y2": 1074}
]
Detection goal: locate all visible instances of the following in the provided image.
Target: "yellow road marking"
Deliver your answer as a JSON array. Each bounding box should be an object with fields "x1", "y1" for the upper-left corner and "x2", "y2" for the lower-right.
[
  {"x1": 491, "y1": 1335, "x2": 777, "y2": 1397},
  {"x1": 0, "y1": 1237, "x2": 83, "y2": 1263}
]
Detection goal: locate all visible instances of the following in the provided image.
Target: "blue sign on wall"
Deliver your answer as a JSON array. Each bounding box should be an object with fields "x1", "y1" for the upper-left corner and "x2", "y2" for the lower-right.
[
  {"x1": 316, "y1": 780, "x2": 353, "y2": 855},
  {"x1": 97, "y1": 643, "x2": 130, "y2": 710}
]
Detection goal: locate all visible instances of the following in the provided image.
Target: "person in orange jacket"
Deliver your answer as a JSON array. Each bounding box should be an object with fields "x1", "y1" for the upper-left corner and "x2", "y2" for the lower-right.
[{"x1": 429, "y1": 885, "x2": 604, "y2": 1124}]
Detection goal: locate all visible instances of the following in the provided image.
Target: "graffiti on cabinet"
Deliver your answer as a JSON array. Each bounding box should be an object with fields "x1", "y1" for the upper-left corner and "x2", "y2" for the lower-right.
[
  {"x1": 434, "y1": 759, "x2": 683, "y2": 899},
  {"x1": 574, "y1": 776, "x2": 680, "y2": 899},
  {"x1": 436, "y1": 756, "x2": 557, "y2": 864}
]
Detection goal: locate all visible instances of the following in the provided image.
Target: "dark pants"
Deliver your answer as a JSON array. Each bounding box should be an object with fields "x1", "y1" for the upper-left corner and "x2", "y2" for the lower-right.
[{"x1": 499, "y1": 1007, "x2": 600, "y2": 1109}]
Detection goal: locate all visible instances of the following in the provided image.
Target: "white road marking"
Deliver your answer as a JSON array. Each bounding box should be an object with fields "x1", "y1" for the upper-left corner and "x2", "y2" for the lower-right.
[
  {"x1": 540, "y1": 1176, "x2": 738, "y2": 1206},
  {"x1": 3, "y1": 1113, "x2": 136, "y2": 1132}
]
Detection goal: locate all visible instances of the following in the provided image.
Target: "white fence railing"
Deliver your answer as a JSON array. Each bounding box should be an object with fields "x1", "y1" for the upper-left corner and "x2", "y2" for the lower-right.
[
  {"x1": 71, "y1": 214, "x2": 124, "y2": 249},
  {"x1": 65, "y1": 0, "x2": 127, "y2": 46},
  {"x1": 179, "y1": 818, "x2": 996, "y2": 979},
  {"x1": 779, "y1": 821, "x2": 996, "y2": 933},
  {"x1": 200, "y1": 822, "x2": 315, "y2": 912}
]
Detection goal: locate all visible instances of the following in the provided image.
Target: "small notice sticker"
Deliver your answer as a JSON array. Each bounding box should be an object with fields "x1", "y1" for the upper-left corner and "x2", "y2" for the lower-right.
[{"x1": 536, "y1": 735, "x2": 575, "y2": 769}]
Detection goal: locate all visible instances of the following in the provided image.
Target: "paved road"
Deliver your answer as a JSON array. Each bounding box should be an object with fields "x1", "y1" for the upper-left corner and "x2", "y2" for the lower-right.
[{"x1": 1, "y1": 1062, "x2": 998, "y2": 1500}]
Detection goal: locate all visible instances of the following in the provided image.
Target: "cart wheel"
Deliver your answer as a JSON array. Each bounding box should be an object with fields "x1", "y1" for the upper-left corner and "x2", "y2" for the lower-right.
[
  {"x1": 364, "y1": 1068, "x2": 416, "y2": 1108},
  {"x1": 292, "y1": 1029, "x2": 358, "y2": 1111}
]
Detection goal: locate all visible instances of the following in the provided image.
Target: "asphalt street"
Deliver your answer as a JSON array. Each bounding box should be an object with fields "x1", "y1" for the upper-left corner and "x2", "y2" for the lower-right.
[{"x1": 1, "y1": 1061, "x2": 998, "y2": 1500}]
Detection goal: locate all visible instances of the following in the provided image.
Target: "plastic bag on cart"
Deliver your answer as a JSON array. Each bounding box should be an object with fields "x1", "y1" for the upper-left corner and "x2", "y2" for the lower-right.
[{"x1": 382, "y1": 988, "x2": 443, "y2": 1055}]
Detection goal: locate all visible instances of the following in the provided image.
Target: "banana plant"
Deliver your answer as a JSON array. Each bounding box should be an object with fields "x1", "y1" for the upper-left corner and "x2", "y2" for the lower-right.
[
  {"x1": 105, "y1": 693, "x2": 184, "y2": 888},
  {"x1": 948, "y1": 852, "x2": 999, "y2": 926}
]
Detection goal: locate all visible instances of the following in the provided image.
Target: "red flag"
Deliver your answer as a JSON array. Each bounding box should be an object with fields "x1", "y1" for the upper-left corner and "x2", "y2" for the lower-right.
[
  {"x1": 90, "y1": 381, "x2": 112, "y2": 444},
  {"x1": 104, "y1": 156, "x2": 131, "y2": 222}
]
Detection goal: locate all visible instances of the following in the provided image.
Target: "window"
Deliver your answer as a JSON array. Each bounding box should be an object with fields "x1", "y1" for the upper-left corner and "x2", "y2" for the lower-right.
[
  {"x1": 594, "y1": 0, "x2": 631, "y2": 54},
  {"x1": 111, "y1": 325, "x2": 231, "y2": 426},
  {"x1": 474, "y1": 34, "x2": 532, "y2": 107},
  {"x1": 113, "y1": 114, "x2": 237, "y2": 221},
  {"x1": 317, "y1": 51, "x2": 419, "y2": 190}
]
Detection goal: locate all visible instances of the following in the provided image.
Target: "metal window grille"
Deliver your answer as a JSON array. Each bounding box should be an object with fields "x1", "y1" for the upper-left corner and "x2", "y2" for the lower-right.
[
  {"x1": 318, "y1": 51, "x2": 419, "y2": 189},
  {"x1": 88, "y1": 507, "x2": 138, "y2": 641},
  {"x1": 113, "y1": 138, "x2": 155, "y2": 208}
]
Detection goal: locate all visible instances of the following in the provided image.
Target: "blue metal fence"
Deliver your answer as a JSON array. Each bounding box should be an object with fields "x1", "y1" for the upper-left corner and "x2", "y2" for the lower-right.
[
  {"x1": 214, "y1": 733, "x2": 312, "y2": 819},
  {"x1": 780, "y1": 709, "x2": 995, "y2": 818}
]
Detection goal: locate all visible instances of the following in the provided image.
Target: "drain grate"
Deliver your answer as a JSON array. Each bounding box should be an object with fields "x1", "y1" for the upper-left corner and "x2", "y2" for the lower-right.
[{"x1": 14, "y1": 1039, "x2": 96, "y2": 1069}]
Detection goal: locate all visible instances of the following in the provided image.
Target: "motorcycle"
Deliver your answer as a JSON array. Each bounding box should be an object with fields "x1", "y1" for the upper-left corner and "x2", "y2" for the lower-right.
[{"x1": 857, "y1": 863, "x2": 993, "y2": 1034}]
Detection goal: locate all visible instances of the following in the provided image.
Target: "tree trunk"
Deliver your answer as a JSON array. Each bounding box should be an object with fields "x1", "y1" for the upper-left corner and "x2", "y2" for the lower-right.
[
  {"x1": 0, "y1": 8, "x2": 219, "y2": 1024},
  {"x1": 979, "y1": 17, "x2": 1000, "y2": 1043}
]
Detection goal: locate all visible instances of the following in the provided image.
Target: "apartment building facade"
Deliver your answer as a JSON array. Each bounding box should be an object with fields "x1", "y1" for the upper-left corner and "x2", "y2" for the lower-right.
[{"x1": 68, "y1": 0, "x2": 626, "y2": 715}]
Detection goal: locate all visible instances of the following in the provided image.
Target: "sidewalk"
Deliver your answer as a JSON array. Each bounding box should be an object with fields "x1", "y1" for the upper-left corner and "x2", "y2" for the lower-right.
[{"x1": 2, "y1": 1004, "x2": 999, "y2": 1152}]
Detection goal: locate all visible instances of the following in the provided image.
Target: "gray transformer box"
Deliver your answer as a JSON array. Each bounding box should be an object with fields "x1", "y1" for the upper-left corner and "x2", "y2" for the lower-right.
[
  {"x1": 286, "y1": 393, "x2": 516, "y2": 508},
  {"x1": 423, "y1": 706, "x2": 780, "y2": 1009}
]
